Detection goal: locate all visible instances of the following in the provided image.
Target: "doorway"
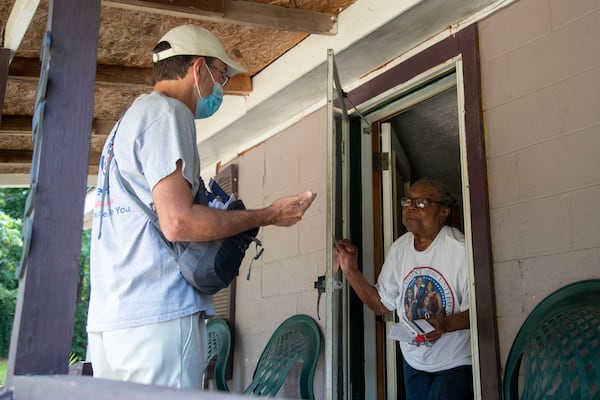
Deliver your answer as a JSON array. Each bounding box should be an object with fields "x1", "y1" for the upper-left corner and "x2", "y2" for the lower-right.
[
  {"x1": 366, "y1": 72, "x2": 466, "y2": 400},
  {"x1": 337, "y1": 25, "x2": 500, "y2": 400}
]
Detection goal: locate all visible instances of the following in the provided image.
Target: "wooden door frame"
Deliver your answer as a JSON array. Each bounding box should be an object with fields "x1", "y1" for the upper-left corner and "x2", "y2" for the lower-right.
[{"x1": 348, "y1": 23, "x2": 501, "y2": 399}]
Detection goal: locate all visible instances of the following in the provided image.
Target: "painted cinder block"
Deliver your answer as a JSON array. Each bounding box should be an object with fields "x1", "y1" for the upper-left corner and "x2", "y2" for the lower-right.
[
  {"x1": 508, "y1": 10, "x2": 600, "y2": 100},
  {"x1": 478, "y1": 0, "x2": 551, "y2": 62},
  {"x1": 550, "y1": 0, "x2": 600, "y2": 30},
  {"x1": 570, "y1": 185, "x2": 600, "y2": 249},
  {"x1": 487, "y1": 153, "x2": 519, "y2": 208},
  {"x1": 516, "y1": 126, "x2": 600, "y2": 200},
  {"x1": 490, "y1": 194, "x2": 571, "y2": 260},
  {"x1": 485, "y1": 67, "x2": 600, "y2": 158}
]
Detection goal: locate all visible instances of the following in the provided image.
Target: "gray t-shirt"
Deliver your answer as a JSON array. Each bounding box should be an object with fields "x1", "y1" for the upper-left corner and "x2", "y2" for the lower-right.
[{"x1": 87, "y1": 91, "x2": 214, "y2": 332}]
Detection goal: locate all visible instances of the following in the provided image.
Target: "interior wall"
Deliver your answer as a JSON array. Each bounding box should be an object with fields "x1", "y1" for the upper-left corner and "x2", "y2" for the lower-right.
[
  {"x1": 478, "y1": 0, "x2": 600, "y2": 366},
  {"x1": 222, "y1": 107, "x2": 328, "y2": 398}
]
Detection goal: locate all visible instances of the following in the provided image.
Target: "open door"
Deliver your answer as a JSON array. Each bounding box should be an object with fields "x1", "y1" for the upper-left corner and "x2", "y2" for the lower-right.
[
  {"x1": 380, "y1": 121, "x2": 413, "y2": 399},
  {"x1": 326, "y1": 26, "x2": 500, "y2": 400},
  {"x1": 363, "y1": 65, "x2": 482, "y2": 399},
  {"x1": 325, "y1": 49, "x2": 351, "y2": 400}
]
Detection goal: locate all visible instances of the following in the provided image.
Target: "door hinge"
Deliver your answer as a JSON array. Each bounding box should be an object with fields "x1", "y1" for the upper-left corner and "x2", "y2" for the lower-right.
[{"x1": 373, "y1": 152, "x2": 390, "y2": 171}]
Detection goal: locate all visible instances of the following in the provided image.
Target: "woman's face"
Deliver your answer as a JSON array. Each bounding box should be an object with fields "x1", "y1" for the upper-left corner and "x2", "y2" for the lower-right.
[{"x1": 401, "y1": 183, "x2": 449, "y2": 239}]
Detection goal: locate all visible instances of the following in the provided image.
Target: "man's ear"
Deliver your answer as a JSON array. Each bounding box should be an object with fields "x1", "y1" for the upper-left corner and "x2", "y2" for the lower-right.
[{"x1": 192, "y1": 56, "x2": 206, "y2": 72}]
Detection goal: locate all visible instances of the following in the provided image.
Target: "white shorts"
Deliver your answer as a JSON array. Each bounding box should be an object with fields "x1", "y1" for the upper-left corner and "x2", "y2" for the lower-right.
[{"x1": 87, "y1": 312, "x2": 207, "y2": 389}]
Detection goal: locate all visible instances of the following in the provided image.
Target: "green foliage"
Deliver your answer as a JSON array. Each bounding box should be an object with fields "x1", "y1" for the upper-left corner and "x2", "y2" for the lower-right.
[
  {"x1": 71, "y1": 229, "x2": 91, "y2": 360},
  {"x1": 0, "y1": 188, "x2": 91, "y2": 361},
  {"x1": 0, "y1": 188, "x2": 28, "y2": 221},
  {"x1": 0, "y1": 212, "x2": 22, "y2": 292},
  {"x1": 0, "y1": 358, "x2": 7, "y2": 386},
  {"x1": 0, "y1": 189, "x2": 26, "y2": 358},
  {"x1": 0, "y1": 285, "x2": 16, "y2": 358}
]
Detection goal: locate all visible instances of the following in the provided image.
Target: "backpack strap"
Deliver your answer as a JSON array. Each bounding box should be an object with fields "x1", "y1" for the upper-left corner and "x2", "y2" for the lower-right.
[{"x1": 96, "y1": 117, "x2": 178, "y2": 260}]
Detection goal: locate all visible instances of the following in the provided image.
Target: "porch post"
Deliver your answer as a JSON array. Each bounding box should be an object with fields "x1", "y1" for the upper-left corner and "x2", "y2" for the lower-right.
[{"x1": 6, "y1": 0, "x2": 101, "y2": 382}]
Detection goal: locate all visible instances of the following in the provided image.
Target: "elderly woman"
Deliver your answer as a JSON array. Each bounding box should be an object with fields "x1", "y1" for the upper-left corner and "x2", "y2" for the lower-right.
[{"x1": 335, "y1": 177, "x2": 472, "y2": 400}]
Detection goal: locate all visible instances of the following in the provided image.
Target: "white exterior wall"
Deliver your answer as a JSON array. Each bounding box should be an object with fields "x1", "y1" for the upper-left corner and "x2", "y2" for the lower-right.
[
  {"x1": 226, "y1": 107, "x2": 327, "y2": 398},
  {"x1": 479, "y1": 0, "x2": 600, "y2": 367}
]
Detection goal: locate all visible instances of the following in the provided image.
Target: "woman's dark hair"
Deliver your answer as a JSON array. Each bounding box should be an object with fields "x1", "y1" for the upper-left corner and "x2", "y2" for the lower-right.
[{"x1": 412, "y1": 177, "x2": 456, "y2": 207}]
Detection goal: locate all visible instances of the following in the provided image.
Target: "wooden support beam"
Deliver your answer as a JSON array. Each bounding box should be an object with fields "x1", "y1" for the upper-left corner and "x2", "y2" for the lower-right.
[
  {"x1": 3, "y1": 0, "x2": 42, "y2": 53},
  {"x1": 6, "y1": 0, "x2": 102, "y2": 382},
  {"x1": 0, "y1": 48, "x2": 11, "y2": 125},
  {"x1": 8, "y1": 56, "x2": 252, "y2": 95},
  {"x1": 0, "y1": 116, "x2": 111, "y2": 141},
  {"x1": 103, "y1": 0, "x2": 338, "y2": 35},
  {"x1": 0, "y1": 117, "x2": 107, "y2": 173},
  {"x1": 103, "y1": 0, "x2": 225, "y2": 18}
]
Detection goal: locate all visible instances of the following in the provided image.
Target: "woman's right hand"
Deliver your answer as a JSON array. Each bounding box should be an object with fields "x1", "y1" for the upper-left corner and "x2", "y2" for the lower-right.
[{"x1": 334, "y1": 239, "x2": 359, "y2": 274}]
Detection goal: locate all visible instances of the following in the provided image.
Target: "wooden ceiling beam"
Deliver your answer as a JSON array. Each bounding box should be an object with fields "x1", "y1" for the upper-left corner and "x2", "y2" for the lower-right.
[
  {"x1": 3, "y1": 0, "x2": 42, "y2": 53},
  {"x1": 8, "y1": 56, "x2": 252, "y2": 95},
  {"x1": 0, "y1": 117, "x2": 139, "y2": 141},
  {"x1": 103, "y1": 0, "x2": 338, "y2": 35},
  {"x1": 102, "y1": 0, "x2": 225, "y2": 18}
]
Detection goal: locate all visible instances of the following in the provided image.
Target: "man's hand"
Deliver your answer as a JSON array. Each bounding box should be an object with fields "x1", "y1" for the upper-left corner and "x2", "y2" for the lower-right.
[{"x1": 269, "y1": 191, "x2": 317, "y2": 226}]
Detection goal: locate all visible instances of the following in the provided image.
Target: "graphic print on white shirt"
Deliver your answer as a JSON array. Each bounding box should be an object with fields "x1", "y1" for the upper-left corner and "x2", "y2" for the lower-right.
[{"x1": 403, "y1": 267, "x2": 455, "y2": 322}]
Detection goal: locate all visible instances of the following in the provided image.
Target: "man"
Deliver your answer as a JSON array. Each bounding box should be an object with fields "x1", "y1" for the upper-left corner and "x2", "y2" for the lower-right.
[
  {"x1": 86, "y1": 25, "x2": 316, "y2": 389},
  {"x1": 335, "y1": 177, "x2": 472, "y2": 400}
]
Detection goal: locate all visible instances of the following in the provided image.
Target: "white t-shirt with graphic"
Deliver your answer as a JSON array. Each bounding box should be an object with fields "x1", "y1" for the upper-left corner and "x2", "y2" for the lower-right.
[{"x1": 376, "y1": 226, "x2": 471, "y2": 372}]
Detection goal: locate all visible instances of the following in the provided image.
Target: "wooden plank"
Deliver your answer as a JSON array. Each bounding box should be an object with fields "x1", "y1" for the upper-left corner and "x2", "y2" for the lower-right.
[
  {"x1": 0, "y1": 163, "x2": 34, "y2": 174},
  {"x1": 459, "y1": 24, "x2": 502, "y2": 399},
  {"x1": 0, "y1": 149, "x2": 101, "y2": 165},
  {"x1": 8, "y1": 56, "x2": 252, "y2": 95},
  {"x1": 4, "y1": 0, "x2": 42, "y2": 52},
  {"x1": 223, "y1": 0, "x2": 337, "y2": 35},
  {"x1": 6, "y1": 0, "x2": 102, "y2": 382},
  {"x1": 0, "y1": 115, "x2": 32, "y2": 132},
  {"x1": 103, "y1": 0, "x2": 225, "y2": 18},
  {"x1": 0, "y1": 48, "x2": 10, "y2": 125},
  {"x1": 0, "y1": 149, "x2": 33, "y2": 162},
  {"x1": 10, "y1": 375, "x2": 251, "y2": 399},
  {"x1": 103, "y1": 0, "x2": 337, "y2": 35}
]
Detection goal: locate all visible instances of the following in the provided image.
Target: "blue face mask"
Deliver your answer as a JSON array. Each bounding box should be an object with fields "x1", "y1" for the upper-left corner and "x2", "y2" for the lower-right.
[{"x1": 194, "y1": 63, "x2": 224, "y2": 119}]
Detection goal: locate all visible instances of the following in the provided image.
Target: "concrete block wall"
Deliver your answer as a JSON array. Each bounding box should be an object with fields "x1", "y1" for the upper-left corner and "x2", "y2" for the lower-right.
[
  {"x1": 224, "y1": 107, "x2": 327, "y2": 397},
  {"x1": 478, "y1": 0, "x2": 600, "y2": 367}
]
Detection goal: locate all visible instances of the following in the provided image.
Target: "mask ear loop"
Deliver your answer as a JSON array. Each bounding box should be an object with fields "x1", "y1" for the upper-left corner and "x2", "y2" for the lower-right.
[
  {"x1": 204, "y1": 62, "x2": 217, "y2": 84},
  {"x1": 193, "y1": 64, "x2": 204, "y2": 98}
]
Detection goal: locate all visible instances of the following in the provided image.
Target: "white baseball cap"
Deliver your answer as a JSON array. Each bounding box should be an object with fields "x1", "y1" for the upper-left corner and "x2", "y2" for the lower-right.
[{"x1": 152, "y1": 25, "x2": 247, "y2": 76}]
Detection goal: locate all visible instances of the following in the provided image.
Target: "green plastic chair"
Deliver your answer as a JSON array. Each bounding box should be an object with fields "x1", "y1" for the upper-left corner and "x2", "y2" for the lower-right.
[
  {"x1": 244, "y1": 314, "x2": 321, "y2": 399},
  {"x1": 205, "y1": 317, "x2": 232, "y2": 391},
  {"x1": 503, "y1": 279, "x2": 600, "y2": 400}
]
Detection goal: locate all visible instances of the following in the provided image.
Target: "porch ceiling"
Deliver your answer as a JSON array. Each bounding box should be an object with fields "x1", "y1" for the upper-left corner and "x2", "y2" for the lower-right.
[{"x1": 0, "y1": 0, "x2": 510, "y2": 186}]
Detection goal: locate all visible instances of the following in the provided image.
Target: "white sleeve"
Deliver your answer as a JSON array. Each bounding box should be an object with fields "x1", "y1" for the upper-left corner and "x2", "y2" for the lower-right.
[{"x1": 375, "y1": 243, "x2": 403, "y2": 312}]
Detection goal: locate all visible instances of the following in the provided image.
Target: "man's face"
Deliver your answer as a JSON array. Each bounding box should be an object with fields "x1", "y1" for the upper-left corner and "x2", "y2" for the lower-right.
[{"x1": 401, "y1": 182, "x2": 449, "y2": 238}]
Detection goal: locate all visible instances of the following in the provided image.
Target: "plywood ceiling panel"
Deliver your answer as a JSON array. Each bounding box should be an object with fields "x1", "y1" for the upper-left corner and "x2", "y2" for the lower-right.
[{"x1": 0, "y1": 0, "x2": 356, "y2": 175}]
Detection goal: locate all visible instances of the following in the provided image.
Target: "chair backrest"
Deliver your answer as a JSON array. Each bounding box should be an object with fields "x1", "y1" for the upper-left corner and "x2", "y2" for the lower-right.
[
  {"x1": 503, "y1": 279, "x2": 600, "y2": 400},
  {"x1": 244, "y1": 314, "x2": 321, "y2": 399},
  {"x1": 205, "y1": 317, "x2": 232, "y2": 391}
]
